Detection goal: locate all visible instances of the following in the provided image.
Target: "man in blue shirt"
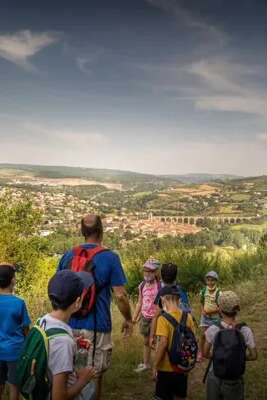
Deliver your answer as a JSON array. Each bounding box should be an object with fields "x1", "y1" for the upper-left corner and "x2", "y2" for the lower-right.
[
  {"x1": 0, "y1": 264, "x2": 31, "y2": 400},
  {"x1": 58, "y1": 214, "x2": 133, "y2": 400}
]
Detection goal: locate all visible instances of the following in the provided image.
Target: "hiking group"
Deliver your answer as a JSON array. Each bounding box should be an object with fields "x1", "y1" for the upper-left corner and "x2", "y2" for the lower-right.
[{"x1": 0, "y1": 214, "x2": 257, "y2": 400}]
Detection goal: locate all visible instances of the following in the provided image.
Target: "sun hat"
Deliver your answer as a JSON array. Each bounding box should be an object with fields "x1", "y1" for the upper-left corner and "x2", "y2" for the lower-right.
[
  {"x1": 218, "y1": 291, "x2": 240, "y2": 313},
  {"x1": 205, "y1": 270, "x2": 219, "y2": 280},
  {"x1": 143, "y1": 258, "x2": 161, "y2": 271}
]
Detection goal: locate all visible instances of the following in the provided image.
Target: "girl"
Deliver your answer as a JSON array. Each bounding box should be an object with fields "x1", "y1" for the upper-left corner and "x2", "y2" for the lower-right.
[{"x1": 133, "y1": 258, "x2": 161, "y2": 373}]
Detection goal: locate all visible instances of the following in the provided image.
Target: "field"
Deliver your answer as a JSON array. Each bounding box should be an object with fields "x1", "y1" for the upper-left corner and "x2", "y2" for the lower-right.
[{"x1": 103, "y1": 276, "x2": 267, "y2": 400}]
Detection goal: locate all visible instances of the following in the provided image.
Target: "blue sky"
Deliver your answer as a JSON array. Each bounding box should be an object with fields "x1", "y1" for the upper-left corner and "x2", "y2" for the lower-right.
[{"x1": 0, "y1": 0, "x2": 266, "y2": 175}]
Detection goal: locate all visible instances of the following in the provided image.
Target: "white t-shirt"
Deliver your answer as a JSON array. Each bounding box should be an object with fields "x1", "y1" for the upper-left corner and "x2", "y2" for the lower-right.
[
  {"x1": 40, "y1": 314, "x2": 76, "y2": 380},
  {"x1": 40, "y1": 314, "x2": 94, "y2": 400}
]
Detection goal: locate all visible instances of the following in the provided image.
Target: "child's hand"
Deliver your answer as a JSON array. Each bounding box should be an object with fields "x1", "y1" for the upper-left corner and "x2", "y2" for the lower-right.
[
  {"x1": 121, "y1": 320, "x2": 134, "y2": 337},
  {"x1": 152, "y1": 368, "x2": 157, "y2": 381},
  {"x1": 149, "y1": 335, "x2": 156, "y2": 349},
  {"x1": 77, "y1": 367, "x2": 96, "y2": 385}
]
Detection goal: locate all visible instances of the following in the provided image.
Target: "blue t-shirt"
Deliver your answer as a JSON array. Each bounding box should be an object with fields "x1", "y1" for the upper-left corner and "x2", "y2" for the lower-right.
[
  {"x1": 57, "y1": 244, "x2": 127, "y2": 333},
  {"x1": 0, "y1": 294, "x2": 31, "y2": 361}
]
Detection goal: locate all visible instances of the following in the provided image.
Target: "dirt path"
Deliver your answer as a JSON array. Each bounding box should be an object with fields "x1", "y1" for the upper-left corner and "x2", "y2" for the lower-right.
[{"x1": 103, "y1": 278, "x2": 267, "y2": 400}]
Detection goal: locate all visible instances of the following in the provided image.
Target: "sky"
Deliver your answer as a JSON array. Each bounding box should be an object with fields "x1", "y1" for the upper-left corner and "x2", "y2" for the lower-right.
[{"x1": 0, "y1": 0, "x2": 267, "y2": 176}]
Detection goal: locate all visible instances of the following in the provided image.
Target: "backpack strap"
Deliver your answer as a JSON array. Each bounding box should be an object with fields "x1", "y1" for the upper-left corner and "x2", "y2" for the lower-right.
[
  {"x1": 46, "y1": 328, "x2": 70, "y2": 340},
  {"x1": 160, "y1": 311, "x2": 179, "y2": 329},
  {"x1": 139, "y1": 281, "x2": 146, "y2": 296},
  {"x1": 180, "y1": 311, "x2": 188, "y2": 327},
  {"x1": 200, "y1": 287, "x2": 206, "y2": 305},
  {"x1": 70, "y1": 245, "x2": 107, "y2": 272}
]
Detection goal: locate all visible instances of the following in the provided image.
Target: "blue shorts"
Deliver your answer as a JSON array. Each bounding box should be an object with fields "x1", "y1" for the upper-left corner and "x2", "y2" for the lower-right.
[
  {"x1": 0, "y1": 361, "x2": 17, "y2": 385},
  {"x1": 200, "y1": 315, "x2": 220, "y2": 328}
]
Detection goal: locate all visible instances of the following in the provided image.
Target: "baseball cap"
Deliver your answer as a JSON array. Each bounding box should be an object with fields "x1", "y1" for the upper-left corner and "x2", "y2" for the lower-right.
[
  {"x1": 48, "y1": 270, "x2": 89, "y2": 308},
  {"x1": 218, "y1": 291, "x2": 240, "y2": 313},
  {"x1": 143, "y1": 258, "x2": 161, "y2": 271},
  {"x1": 205, "y1": 270, "x2": 219, "y2": 280},
  {"x1": 159, "y1": 285, "x2": 180, "y2": 298}
]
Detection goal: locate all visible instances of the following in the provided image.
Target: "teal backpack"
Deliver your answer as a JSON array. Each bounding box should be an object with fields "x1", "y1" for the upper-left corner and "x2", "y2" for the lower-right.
[{"x1": 16, "y1": 319, "x2": 70, "y2": 400}]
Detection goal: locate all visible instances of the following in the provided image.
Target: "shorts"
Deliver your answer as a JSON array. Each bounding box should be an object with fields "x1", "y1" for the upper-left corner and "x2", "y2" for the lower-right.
[
  {"x1": 73, "y1": 330, "x2": 113, "y2": 375},
  {"x1": 206, "y1": 370, "x2": 244, "y2": 400},
  {"x1": 200, "y1": 315, "x2": 220, "y2": 328},
  {"x1": 155, "y1": 371, "x2": 188, "y2": 400},
  {"x1": 0, "y1": 361, "x2": 17, "y2": 385},
  {"x1": 139, "y1": 315, "x2": 152, "y2": 337}
]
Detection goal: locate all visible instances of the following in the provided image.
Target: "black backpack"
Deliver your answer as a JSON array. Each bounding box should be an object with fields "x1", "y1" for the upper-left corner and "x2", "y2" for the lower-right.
[
  {"x1": 161, "y1": 311, "x2": 198, "y2": 372},
  {"x1": 212, "y1": 323, "x2": 247, "y2": 380}
]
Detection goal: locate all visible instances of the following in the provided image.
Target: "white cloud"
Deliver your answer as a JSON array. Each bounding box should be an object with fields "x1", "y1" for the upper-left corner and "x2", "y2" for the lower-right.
[
  {"x1": 187, "y1": 60, "x2": 267, "y2": 117},
  {"x1": 145, "y1": 0, "x2": 226, "y2": 47},
  {"x1": 0, "y1": 30, "x2": 60, "y2": 71},
  {"x1": 20, "y1": 121, "x2": 108, "y2": 146}
]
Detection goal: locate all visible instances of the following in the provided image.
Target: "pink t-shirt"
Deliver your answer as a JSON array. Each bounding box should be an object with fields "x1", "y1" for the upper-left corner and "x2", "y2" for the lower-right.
[{"x1": 139, "y1": 281, "x2": 159, "y2": 319}]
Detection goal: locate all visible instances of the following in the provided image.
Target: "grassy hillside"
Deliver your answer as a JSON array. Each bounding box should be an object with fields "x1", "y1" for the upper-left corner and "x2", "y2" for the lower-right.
[{"x1": 103, "y1": 276, "x2": 267, "y2": 400}]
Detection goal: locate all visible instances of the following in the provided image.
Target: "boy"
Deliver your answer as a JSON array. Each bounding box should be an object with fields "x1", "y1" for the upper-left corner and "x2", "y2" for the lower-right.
[
  {"x1": 198, "y1": 271, "x2": 220, "y2": 362},
  {"x1": 203, "y1": 291, "x2": 257, "y2": 400},
  {"x1": 41, "y1": 270, "x2": 96, "y2": 400},
  {"x1": 0, "y1": 263, "x2": 31, "y2": 400},
  {"x1": 149, "y1": 263, "x2": 190, "y2": 348},
  {"x1": 133, "y1": 258, "x2": 161, "y2": 372},
  {"x1": 154, "y1": 286, "x2": 195, "y2": 400}
]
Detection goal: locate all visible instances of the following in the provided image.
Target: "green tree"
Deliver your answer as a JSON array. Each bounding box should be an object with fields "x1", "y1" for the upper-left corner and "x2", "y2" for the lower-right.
[{"x1": 0, "y1": 192, "x2": 49, "y2": 288}]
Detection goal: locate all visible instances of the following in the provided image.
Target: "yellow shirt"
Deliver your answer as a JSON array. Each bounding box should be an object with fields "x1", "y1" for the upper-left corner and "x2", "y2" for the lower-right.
[{"x1": 156, "y1": 309, "x2": 195, "y2": 372}]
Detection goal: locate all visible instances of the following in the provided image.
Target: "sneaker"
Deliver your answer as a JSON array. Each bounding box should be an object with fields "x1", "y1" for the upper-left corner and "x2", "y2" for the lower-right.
[{"x1": 134, "y1": 363, "x2": 150, "y2": 373}]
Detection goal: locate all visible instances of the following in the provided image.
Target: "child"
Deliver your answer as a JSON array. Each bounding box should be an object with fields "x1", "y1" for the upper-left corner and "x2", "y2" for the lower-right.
[
  {"x1": 203, "y1": 291, "x2": 257, "y2": 400},
  {"x1": 198, "y1": 271, "x2": 221, "y2": 362},
  {"x1": 149, "y1": 263, "x2": 191, "y2": 348},
  {"x1": 0, "y1": 263, "x2": 31, "y2": 400},
  {"x1": 40, "y1": 270, "x2": 96, "y2": 400},
  {"x1": 154, "y1": 286, "x2": 195, "y2": 400},
  {"x1": 133, "y1": 258, "x2": 161, "y2": 373}
]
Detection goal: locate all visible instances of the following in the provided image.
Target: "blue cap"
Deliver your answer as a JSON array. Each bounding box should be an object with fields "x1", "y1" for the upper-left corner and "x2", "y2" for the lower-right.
[
  {"x1": 48, "y1": 270, "x2": 87, "y2": 308},
  {"x1": 160, "y1": 285, "x2": 180, "y2": 297}
]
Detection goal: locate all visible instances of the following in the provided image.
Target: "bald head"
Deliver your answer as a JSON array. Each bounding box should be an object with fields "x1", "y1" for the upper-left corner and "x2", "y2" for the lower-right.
[{"x1": 81, "y1": 214, "x2": 103, "y2": 241}]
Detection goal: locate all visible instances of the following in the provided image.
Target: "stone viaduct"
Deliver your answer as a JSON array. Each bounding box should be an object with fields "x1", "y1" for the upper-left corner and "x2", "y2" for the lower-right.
[{"x1": 148, "y1": 213, "x2": 258, "y2": 226}]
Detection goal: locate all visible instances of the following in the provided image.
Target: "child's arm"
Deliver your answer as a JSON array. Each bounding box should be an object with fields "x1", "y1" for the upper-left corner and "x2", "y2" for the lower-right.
[
  {"x1": 203, "y1": 340, "x2": 212, "y2": 359},
  {"x1": 246, "y1": 346, "x2": 257, "y2": 361},
  {"x1": 154, "y1": 335, "x2": 168, "y2": 370},
  {"x1": 132, "y1": 291, "x2": 142, "y2": 323},
  {"x1": 149, "y1": 305, "x2": 161, "y2": 347},
  {"x1": 52, "y1": 368, "x2": 95, "y2": 400}
]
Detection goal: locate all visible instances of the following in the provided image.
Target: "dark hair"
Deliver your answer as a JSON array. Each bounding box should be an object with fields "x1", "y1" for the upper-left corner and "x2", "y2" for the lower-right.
[
  {"x1": 221, "y1": 306, "x2": 240, "y2": 318},
  {"x1": 81, "y1": 214, "x2": 103, "y2": 240},
  {"x1": 0, "y1": 264, "x2": 16, "y2": 289},
  {"x1": 48, "y1": 295, "x2": 73, "y2": 311},
  {"x1": 161, "y1": 263, "x2": 178, "y2": 284}
]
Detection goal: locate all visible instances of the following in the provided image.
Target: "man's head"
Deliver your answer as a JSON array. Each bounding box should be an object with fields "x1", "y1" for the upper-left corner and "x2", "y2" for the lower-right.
[
  {"x1": 218, "y1": 291, "x2": 240, "y2": 317},
  {"x1": 161, "y1": 263, "x2": 178, "y2": 285},
  {"x1": 160, "y1": 285, "x2": 180, "y2": 311},
  {"x1": 48, "y1": 270, "x2": 89, "y2": 312},
  {"x1": 81, "y1": 214, "x2": 103, "y2": 242},
  {"x1": 205, "y1": 271, "x2": 219, "y2": 290},
  {"x1": 0, "y1": 263, "x2": 16, "y2": 289}
]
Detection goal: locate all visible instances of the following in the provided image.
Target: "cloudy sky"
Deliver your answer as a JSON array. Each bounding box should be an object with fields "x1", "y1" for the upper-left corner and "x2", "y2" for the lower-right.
[{"x1": 0, "y1": 0, "x2": 266, "y2": 176}]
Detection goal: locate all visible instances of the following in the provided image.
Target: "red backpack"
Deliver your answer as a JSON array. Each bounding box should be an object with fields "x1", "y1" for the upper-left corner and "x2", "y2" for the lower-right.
[{"x1": 70, "y1": 245, "x2": 107, "y2": 319}]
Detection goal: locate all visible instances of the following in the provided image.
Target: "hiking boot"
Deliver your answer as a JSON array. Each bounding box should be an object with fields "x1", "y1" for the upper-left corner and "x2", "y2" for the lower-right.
[{"x1": 134, "y1": 363, "x2": 150, "y2": 373}]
